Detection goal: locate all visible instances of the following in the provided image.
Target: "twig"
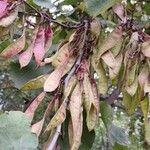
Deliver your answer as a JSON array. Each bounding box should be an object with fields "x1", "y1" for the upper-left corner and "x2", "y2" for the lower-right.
[
  {"x1": 23, "y1": 1, "x2": 85, "y2": 29},
  {"x1": 47, "y1": 124, "x2": 61, "y2": 150}
]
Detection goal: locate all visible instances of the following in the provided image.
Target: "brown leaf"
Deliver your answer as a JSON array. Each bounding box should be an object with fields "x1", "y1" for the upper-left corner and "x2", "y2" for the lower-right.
[
  {"x1": 44, "y1": 65, "x2": 65, "y2": 92},
  {"x1": 144, "y1": 77, "x2": 150, "y2": 94},
  {"x1": 44, "y1": 25, "x2": 53, "y2": 51},
  {"x1": 142, "y1": 41, "x2": 150, "y2": 58},
  {"x1": 25, "y1": 92, "x2": 46, "y2": 120},
  {"x1": 83, "y1": 73, "x2": 99, "y2": 131},
  {"x1": 64, "y1": 75, "x2": 77, "y2": 98},
  {"x1": 91, "y1": 57, "x2": 108, "y2": 94},
  {"x1": 19, "y1": 27, "x2": 39, "y2": 67},
  {"x1": 0, "y1": 29, "x2": 25, "y2": 57},
  {"x1": 113, "y1": 4, "x2": 126, "y2": 23},
  {"x1": 101, "y1": 51, "x2": 117, "y2": 69},
  {"x1": 21, "y1": 74, "x2": 49, "y2": 91},
  {"x1": 33, "y1": 25, "x2": 45, "y2": 65},
  {"x1": 45, "y1": 100, "x2": 67, "y2": 131},
  {"x1": 97, "y1": 27, "x2": 123, "y2": 59},
  {"x1": 126, "y1": 78, "x2": 138, "y2": 96},
  {"x1": 32, "y1": 118, "x2": 44, "y2": 136},
  {"x1": 138, "y1": 65, "x2": 149, "y2": 89},
  {"x1": 52, "y1": 43, "x2": 70, "y2": 67},
  {"x1": 69, "y1": 83, "x2": 83, "y2": 149},
  {"x1": 90, "y1": 19, "x2": 101, "y2": 38},
  {"x1": 0, "y1": 7, "x2": 18, "y2": 27},
  {"x1": 32, "y1": 98, "x2": 55, "y2": 136},
  {"x1": 109, "y1": 54, "x2": 123, "y2": 79}
]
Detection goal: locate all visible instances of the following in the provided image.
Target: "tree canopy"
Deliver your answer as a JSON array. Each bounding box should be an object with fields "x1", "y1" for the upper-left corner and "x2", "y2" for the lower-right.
[{"x1": 0, "y1": 0, "x2": 150, "y2": 149}]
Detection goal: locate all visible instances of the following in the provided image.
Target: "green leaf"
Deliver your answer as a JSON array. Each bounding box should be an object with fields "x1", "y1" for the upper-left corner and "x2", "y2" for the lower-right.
[
  {"x1": 84, "y1": 0, "x2": 121, "y2": 17},
  {"x1": 113, "y1": 143, "x2": 128, "y2": 150},
  {"x1": 80, "y1": 111, "x2": 95, "y2": 150},
  {"x1": 0, "y1": 111, "x2": 38, "y2": 149},
  {"x1": 100, "y1": 101, "x2": 113, "y2": 130},
  {"x1": 9, "y1": 61, "x2": 50, "y2": 89},
  {"x1": 109, "y1": 125, "x2": 129, "y2": 146},
  {"x1": 144, "y1": 2, "x2": 150, "y2": 15}
]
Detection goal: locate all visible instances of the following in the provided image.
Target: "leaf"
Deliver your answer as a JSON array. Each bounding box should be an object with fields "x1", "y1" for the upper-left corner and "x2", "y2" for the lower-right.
[
  {"x1": 144, "y1": 78, "x2": 150, "y2": 94},
  {"x1": 113, "y1": 4, "x2": 126, "y2": 23},
  {"x1": 97, "y1": 27, "x2": 123, "y2": 59},
  {"x1": 0, "y1": 0, "x2": 8, "y2": 18},
  {"x1": 109, "y1": 125, "x2": 129, "y2": 146},
  {"x1": 19, "y1": 27, "x2": 39, "y2": 68},
  {"x1": 84, "y1": 0, "x2": 121, "y2": 17},
  {"x1": 109, "y1": 54, "x2": 123, "y2": 79},
  {"x1": 21, "y1": 74, "x2": 49, "y2": 91},
  {"x1": 0, "y1": 111, "x2": 38, "y2": 149},
  {"x1": 113, "y1": 143, "x2": 128, "y2": 150},
  {"x1": 44, "y1": 66, "x2": 64, "y2": 92},
  {"x1": 45, "y1": 100, "x2": 67, "y2": 131},
  {"x1": 9, "y1": 61, "x2": 50, "y2": 89},
  {"x1": 142, "y1": 41, "x2": 150, "y2": 57},
  {"x1": 100, "y1": 101, "x2": 113, "y2": 130},
  {"x1": 123, "y1": 89, "x2": 141, "y2": 115},
  {"x1": 90, "y1": 19, "x2": 101, "y2": 38},
  {"x1": 126, "y1": 78, "x2": 138, "y2": 96},
  {"x1": 126, "y1": 59, "x2": 138, "y2": 86},
  {"x1": 80, "y1": 113, "x2": 95, "y2": 150},
  {"x1": 138, "y1": 64, "x2": 149, "y2": 89},
  {"x1": 32, "y1": 98, "x2": 55, "y2": 136},
  {"x1": 33, "y1": 25, "x2": 45, "y2": 65},
  {"x1": 140, "y1": 96, "x2": 150, "y2": 144},
  {"x1": 25, "y1": 92, "x2": 46, "y2": 120},
  {"x1": 64, "y1": 75, "x2": 77, "y2": 98},
  {"x1": 0, "y1": 7, "x2": 18, "y2": 27},
  {"x1": 102, "y1": 51, "x2": 117, "y2": 69},
  {"x1": 92, "y1": 57, "x2": 108, "y2": 94},
  {"x1": 83, "y1": 73, "x2": 99, "y2": 131},
  {"x1": 44, "y1": 47, "x2": 70, "y2": 92},
  {"x1": 52, "y1": 43, "x2": 70, "y2": 67},
  {"x1": 69, "y1": 83, "x2": 83, "y2": 149},
  {"x1": 0, "y1": 29, "x2": 25, "y2": 57},
  {"x1": 44, "y1": 25, "x2": 53, "y2": 51},
  {"x1": 111, "y1": 38, "x2": 123, "y2": 57},
  {"x1": 32, "y1": 118, "x2": 44, "y2": 137}
]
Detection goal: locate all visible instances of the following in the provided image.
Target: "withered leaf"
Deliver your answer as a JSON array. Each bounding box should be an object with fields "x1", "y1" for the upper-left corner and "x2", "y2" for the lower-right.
[
  {"x1": 83, "y1": 73, "x2": 99, "y2": 131},
  {"x1": 91, "y1": 57, "x2": 108, "y2": 95},
  {"x1": 44, "y1": 65, "x2": 65, "y2": 92},
  {"x1": 0, "y1": 29, "x2": 25, "y2": 57},
  {"x1": 44, "y1": 25, "x2": 53, "y2": 51},
  {"x1": 21, "y1": 74, "x2": 49, "y2": 91},
  {"x1": 0, "y1": 7, "x2": 18, "y2": 27},
  {"x1": 113, "y1": 4, "x2": 126, "y2": 23},
  {"x1": 45, "y1": 100, "x2": 67, "y2": 131},
  {"x1": 32, "y1": 98, "x2": 55, "y2": 136},
  {"x1": 138, "y1": 64, "x2": 149, "y2": 89},
  {"x1": 109, "y1": 54, "x2": 123, "y2": 79},
  {"x1": 19, "y1": 27, "x2": 39, "y2": 68},
  {"x1": 25, "y1": 92, "x2": 46, "y2": 121},
  {"x1": 142, "y1": 41, "x2": 150, "y2": 58},
  {"x1": 33, "y1": 25, "x2": 45, "y2": 65},
  {"x1": 69, "y1": 83, "x2": 83, "y2": 150},
  {"x1": 64, "y1": 75, "x2": 77, "y2": 98},
  {"x1": 0, "y1": 0, "x2": 7, "y2": 18},
  {"x1": 97, "y1": 27, "x2": 123, "y2": 59}
]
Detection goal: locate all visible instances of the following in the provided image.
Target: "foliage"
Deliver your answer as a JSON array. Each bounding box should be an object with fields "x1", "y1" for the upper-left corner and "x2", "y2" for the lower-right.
[{"x1": 0, "y1": 0, "x2": 150, "y2": 149}]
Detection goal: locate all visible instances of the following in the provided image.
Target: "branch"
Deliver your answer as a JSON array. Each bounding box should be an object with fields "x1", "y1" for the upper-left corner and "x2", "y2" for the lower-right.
[
  {"x1": 47, "y1": 124, "x2": 61, "y2": 150},
  {"x1": 23, "y1": 1, "x2": 85, "y2": 29}
]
